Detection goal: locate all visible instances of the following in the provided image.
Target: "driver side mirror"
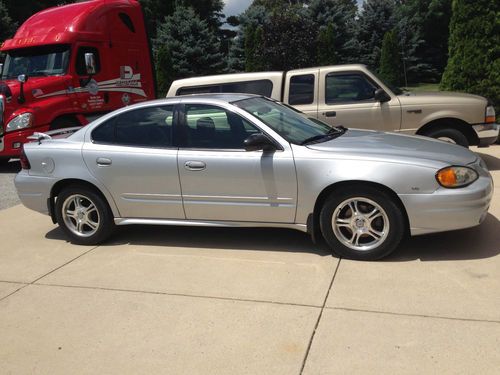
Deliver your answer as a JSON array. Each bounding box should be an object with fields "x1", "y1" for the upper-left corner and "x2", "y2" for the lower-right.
[
  {"x1": 84, "y1": 53, "x2": 97, "y2": 75},
  {"x1": 244, "y1": 133, "x2": 277, "y2": 152},
  {"x1": 17, "y1": 74, "x2": 28, "y2": 83},
  {"x1": 374, "y1": 88, "x2": 391, "y2": 103}
]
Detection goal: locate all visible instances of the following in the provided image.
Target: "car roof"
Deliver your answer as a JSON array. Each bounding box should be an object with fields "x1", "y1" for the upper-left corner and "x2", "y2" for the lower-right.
[{"x1": 164, "y1": 93, "x2": 262, "y2": 104}]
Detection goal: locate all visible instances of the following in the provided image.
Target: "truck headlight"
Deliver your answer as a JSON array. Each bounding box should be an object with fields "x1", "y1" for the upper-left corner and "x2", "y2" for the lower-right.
[
  {"x1": 485, "y1": 105, "x2": 496, "y2": 124},
  {"x1": 436, "y1": 166, "x2": 478, "y2": 188},
  {"x1": 6, "y1": 112, "x2": 34, "y2": 132}
]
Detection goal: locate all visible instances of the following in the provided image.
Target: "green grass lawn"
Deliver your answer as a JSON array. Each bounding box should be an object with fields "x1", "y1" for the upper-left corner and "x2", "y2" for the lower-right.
[{"x1": 403, "y1": 83, "x2": 440, "y2": 92}]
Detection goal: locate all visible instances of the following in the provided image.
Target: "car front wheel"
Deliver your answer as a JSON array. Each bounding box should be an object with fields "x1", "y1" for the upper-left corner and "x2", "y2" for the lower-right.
[
  {"x1": 320, "y1": 186, "x2": 406, "y2": 260},
  {"x1": 55, "y1": 185, "x2": 114, "y2": 245}
]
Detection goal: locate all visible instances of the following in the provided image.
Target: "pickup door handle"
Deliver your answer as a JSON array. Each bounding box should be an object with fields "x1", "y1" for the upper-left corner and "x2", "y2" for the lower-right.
[
  {"x1": 185, "y1": 161, "x2": 206, "y2": 171},
  {"x1": 323, "y1": 111, "x2": 336, "y2": 117},
  {"x1": 96, "y1": 157, "x2": 112, "y2": 166}
]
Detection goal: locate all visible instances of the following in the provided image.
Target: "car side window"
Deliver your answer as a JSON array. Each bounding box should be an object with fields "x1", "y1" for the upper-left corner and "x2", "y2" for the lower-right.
[
  {"x1": 325, "y1": 73, "x2": 378, "y2": 104},
  {"x1": 92, "y1": 106, "x2": 174, "y2": 148},
  {"x1": 75, "y1": 47, "x2": 101, "y2": 76},
  {"x1": 289, "y1": 74, "x2": 315, "y2": 105},
  {"x1": 181, "y1": 104, "x2": 260, "y2": 149}
]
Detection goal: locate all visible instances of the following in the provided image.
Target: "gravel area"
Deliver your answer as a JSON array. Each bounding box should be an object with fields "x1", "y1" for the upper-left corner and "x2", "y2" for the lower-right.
[{"x1": 0, "y1": 160, "x2": 21, "y2": 211}]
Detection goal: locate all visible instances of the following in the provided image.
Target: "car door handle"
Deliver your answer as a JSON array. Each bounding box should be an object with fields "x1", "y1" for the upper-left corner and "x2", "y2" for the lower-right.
[
  {"x1": 323, "y1": 111, "x2": 336, "y2": 117},
  {"x1": 96, "y1": 157, "x2": 112, "y2": 166},
  {"x1": 184, "y1": 161, "x2": 206, "y2": 171}
]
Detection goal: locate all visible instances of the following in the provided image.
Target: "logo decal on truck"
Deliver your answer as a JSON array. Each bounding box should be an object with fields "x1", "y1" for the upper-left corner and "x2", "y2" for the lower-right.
[{"x1": 37, "y1": 71, "x2": 147, "y2": 99}]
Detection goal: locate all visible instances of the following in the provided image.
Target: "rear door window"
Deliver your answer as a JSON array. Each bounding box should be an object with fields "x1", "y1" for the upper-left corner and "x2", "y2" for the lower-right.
[
  {"x1": 92, "y1": 105, "x2": 174, "y2": 148},
  {"x1": 289, "y1": 74, "x2": 315, "y2": 105}
]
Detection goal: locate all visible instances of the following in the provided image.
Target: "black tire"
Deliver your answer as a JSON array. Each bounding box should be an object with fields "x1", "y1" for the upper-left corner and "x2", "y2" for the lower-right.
[
  {"x1": 55, "y1": 185, "x2": 114, "y2": 245},
  {"x1": 319, "y1": 186, "x2": 406, "y2": 261},
  {"x1": 50, "y1": 117, "x2": 79, "y2": 130},
  {"x1": 424, "y1": 127, "x2": 469, "y2": 148}
]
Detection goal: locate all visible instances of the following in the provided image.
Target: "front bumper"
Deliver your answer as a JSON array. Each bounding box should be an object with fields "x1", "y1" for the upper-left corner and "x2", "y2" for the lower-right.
[
  {"x1": 473, "y1": 123, "x2": 498, "y2": 147},
  {"x1": 400, "y1": 175, "x2": 494, "y2": 236}
]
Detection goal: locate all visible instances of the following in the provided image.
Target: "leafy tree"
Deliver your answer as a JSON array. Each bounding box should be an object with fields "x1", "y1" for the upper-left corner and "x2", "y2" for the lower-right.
[
  {"x1": 378, "y1": 30, "x2": 402, "y2": 86},
  {"x1": 441, "y1": 0, "x2": 499, "y2": 112},
  {"x1": 155, "y1": 6, "x2": 224, "y2": 86},
  {"x1": 355, "y1": 0, "x2": 397, "y2": 70},
  {"x1": 317, "y1": 23, "x2": 337, "y2": 66},
  {"x1": 308, "y1": 0, "x2": 358, "y2": 64},
  {"x1": 0, "y1": 0, "x2": 16, "y2": 42},
  {"x1": 258, "y1": 4, "x2": 318, "y2": 71}
]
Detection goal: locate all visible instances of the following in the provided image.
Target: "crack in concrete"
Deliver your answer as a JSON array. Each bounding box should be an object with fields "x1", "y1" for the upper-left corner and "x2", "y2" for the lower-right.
[{"x1": 299, "y1": 258, "x2": 342, "y2": 375}]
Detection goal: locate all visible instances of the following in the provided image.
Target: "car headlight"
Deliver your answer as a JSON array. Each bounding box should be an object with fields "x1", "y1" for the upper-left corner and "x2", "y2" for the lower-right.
[
  {"x1": 436, "y1": 166, "x2": 478, "y2": 188},
  {"x1": 6, "y1": 112, "x2": 34, "y2": 132}
]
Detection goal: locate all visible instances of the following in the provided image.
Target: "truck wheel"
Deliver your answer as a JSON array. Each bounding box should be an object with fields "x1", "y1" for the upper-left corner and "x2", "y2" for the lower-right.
[
  {"x1": 425, "y1": 128, "x2": 469, "y2": 147},
  {"x1": 55, "y1": 185, "x2": 114, "y2": 245},
  {"x1": 50, "y1": 117, "x2": 79, "y2": 130},
  {"x1": 319, "y1": 186, "x2": 406, "y2": 261}
]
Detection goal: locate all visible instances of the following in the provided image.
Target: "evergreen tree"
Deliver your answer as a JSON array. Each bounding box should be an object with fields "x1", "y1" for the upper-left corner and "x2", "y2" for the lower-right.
[
  {"x1": 308, "y1": 0, "x2": 357, "y2": 64},
  {"x1": 395, "y1": 0, "x2": 451, "y2": 83},
  {"x1": 155, "y1": 6, "x2": 224, "y2": 86},
  {"x1": 155, "y1": 45, "x2": 174, "y2": 96},
  {"x1": 355, "y1": 0, "x2": 397, "y2": 70},
  {"x1": 228, "y1": 4, "x2": 270, "y2": 72},
  {"x1": 378, "y1": 29, "x2": 402, "y2": 86},
  {"x1": 0, "y1": 0, "x2": 16, "y2": 42},
  {"x1": 441, "y1": 0, "x2": 499, "y2": 111},
  {"x1": 317, "y1": 23, "x2": 337, "y2": 66}
]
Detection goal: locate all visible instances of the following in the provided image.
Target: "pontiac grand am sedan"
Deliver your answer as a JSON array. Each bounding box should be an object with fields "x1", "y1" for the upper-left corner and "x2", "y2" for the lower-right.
[{"x1": 15, "y1": 94, "x2": 494, "y2": 260}]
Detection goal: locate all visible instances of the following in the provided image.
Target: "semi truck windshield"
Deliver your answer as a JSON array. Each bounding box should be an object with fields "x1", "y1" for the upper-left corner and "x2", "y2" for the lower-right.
[{"x1": 1, "y1": 45, "x2": 70, "y2": 79}]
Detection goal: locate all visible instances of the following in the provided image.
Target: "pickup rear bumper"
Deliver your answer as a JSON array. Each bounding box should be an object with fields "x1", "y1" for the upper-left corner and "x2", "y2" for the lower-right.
[{"x1": 473, "y1": 123, "x2": 498, "y2": 147}]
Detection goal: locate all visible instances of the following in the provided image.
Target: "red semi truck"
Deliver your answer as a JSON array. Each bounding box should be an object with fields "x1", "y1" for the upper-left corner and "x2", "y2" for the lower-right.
[{"x1": 0, "y1": 0, "x2": 156, "y2": 162}]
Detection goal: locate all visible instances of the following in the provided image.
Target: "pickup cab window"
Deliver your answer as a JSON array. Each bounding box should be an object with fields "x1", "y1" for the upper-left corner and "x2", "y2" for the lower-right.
[
  {"x1": 289, "y1": 74, "x2": 315, "y2": 105},
  {"x1": 325, "y1": 73, "x2": 378, "y2": 104}
]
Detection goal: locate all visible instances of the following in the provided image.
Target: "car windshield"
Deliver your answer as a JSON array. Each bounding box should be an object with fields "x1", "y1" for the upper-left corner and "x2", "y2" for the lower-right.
[
  {"x1": 1, "y1": 44, "x2": 70, "y2": 80},
  {"x1": 233, "y1": 97, "x2": 346, "y2": 145}
]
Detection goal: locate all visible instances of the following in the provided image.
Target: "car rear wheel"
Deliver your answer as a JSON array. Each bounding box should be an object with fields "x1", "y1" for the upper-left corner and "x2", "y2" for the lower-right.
[
  {"x1": 319, "y1": 186, "x2": 406, "y2": 260},
  {"x1": 55, "y1": 185, "x2": 114, "y2": 245},
  {"x1": 425, "y1": 128, "x2": 469, "y2": 147}
]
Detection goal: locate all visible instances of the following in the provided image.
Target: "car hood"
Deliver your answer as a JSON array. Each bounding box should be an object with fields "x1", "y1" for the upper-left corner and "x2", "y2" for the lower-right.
[
  {"x1": 306, "y1": 129, "x2": 477, "y2": 166},
  {"x1": 397, "y1": 90, "x2": 486, "y2": 106}
]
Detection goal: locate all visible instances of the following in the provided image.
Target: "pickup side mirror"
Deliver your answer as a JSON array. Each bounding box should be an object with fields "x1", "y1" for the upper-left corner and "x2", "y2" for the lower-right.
[
  {"x1": 374, "y1": 88, "x2": 391, "y2": 103},
  {"x1": 84, "y1": 53, "x2": 97, "y2": 75},
  {"x1": 244, "y1": 133, "x2": 277, "y2": 152}
]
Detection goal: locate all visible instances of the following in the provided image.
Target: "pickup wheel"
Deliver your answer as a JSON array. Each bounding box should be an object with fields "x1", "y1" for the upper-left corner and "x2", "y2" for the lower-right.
[
  {"x1": 55, "y1": 185, "x2": 114, "y2": 245},
  {"x1": 319, "y1": 186, "x2": 405, "y2": 261},
  {"x1": 424, "y1": 128, "x2": 469, "y2": 147}
]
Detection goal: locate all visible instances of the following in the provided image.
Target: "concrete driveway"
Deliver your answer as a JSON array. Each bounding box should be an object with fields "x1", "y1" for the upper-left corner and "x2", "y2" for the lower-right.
[{"x1": 0, "y1": 147, "x2": 499, "y2": 374}]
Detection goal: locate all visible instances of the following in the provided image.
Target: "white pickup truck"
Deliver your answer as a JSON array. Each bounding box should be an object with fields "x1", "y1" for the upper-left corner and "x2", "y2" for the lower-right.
[{"x1": 167, "y1": 64, "x2": 498, "y2": 147}]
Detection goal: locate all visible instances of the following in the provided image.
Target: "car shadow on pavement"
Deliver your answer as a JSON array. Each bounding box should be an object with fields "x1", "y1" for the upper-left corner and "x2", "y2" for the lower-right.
[
  {"x1": 45, "y1": 213, "x2": 499, "y2": 261},
  {"x1": 386, "y1": 213, "x2": 500, "y2": 262},
  {"x1": 475, "y1": 151, "x2": 500, "y2": 171},
  {"x1": 0, "y1": 160, "x2": 20, "y2": 173},
  {"x1": 46, "y1": 225, "x2": 332, "y2": 256}
]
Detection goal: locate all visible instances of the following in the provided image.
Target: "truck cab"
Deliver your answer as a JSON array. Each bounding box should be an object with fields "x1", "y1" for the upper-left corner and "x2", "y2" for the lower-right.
[{"x1": 0, "y1": 0, "x2": 155, "y2": 162}]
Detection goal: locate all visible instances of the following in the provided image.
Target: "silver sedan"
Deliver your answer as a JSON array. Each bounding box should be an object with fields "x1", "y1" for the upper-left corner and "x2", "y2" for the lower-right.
[{"x1": 15, "y1": 94, "x2": 494, "y2": 260}]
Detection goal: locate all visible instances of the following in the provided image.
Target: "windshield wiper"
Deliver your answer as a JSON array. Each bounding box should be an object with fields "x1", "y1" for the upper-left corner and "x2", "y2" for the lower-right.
[{"x1": 300, "y1": 126, "x2": 347, "y2": 145}]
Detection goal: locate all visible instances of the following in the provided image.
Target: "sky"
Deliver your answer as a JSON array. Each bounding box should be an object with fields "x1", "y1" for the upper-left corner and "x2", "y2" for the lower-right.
[{"x1": 223, "y1": 0, "x2": 365, "y2": 17}]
